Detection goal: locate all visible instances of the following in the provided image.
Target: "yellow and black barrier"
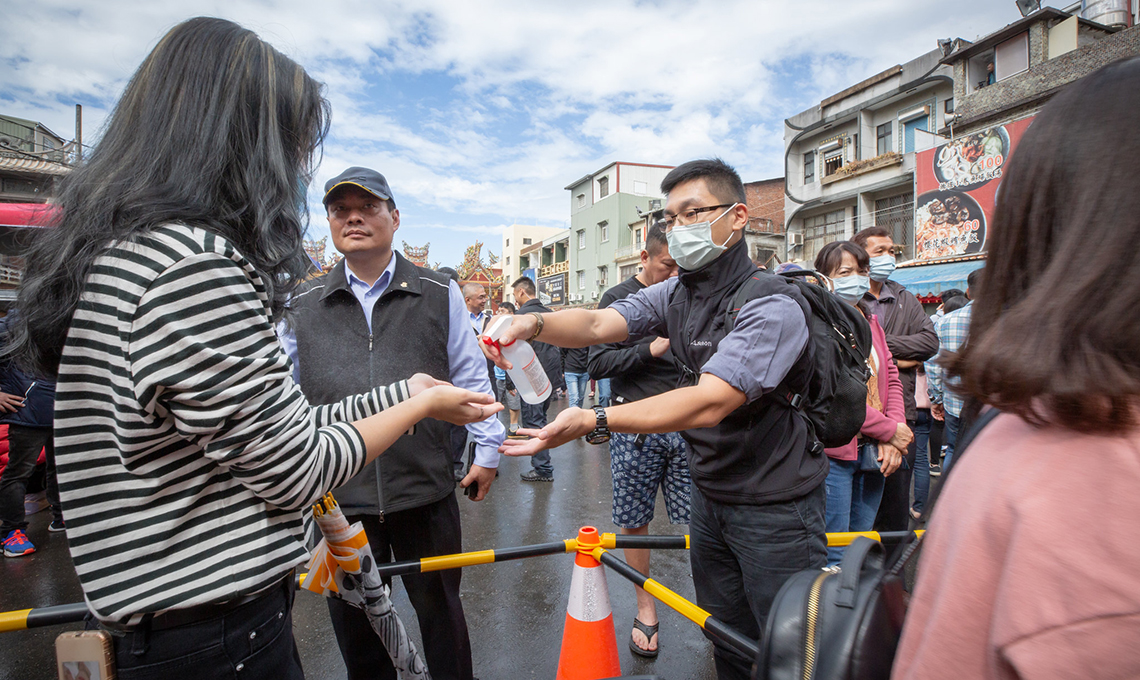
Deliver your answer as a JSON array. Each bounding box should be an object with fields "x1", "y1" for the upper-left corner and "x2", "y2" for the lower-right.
[
  {"x1": 0, "y1": 530, "x2": 922, "y2": 633},
  {"x1": 590, "y1": 545, "x2": 760, "y2": 661}
]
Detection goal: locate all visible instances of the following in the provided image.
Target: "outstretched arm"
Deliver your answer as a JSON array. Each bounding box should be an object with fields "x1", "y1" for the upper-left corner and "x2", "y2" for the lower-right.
[{"x1": 499, "y1": 373, "x2": 745, "y2": 456}]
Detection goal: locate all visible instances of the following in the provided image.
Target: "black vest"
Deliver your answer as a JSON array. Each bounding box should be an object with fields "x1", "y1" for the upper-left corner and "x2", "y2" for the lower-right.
[
  {"x1": 667, "y1": 240, "x2": 828, "y2": 505},
  {"x1": 291, "y1": 254, "x2": 452, "y2": 516}
]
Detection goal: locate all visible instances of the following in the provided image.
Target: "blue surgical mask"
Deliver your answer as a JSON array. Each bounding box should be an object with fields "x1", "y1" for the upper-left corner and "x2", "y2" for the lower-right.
[
  {"x1": 868, "y1": 254, "x2": 897, "y2": 282},
  {"x1": 832, "y1": 274, "x2": 870, "y2": 304},
  {"x1": 666, "y1": 203, "x2": 739, "y2": 271}
]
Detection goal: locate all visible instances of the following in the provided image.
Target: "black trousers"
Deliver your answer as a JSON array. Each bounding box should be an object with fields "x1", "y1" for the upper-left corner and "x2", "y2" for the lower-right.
[
  {"x1": 0, "y1": 424, "x2": 60, "y2": 533},
  {"x1": 327, "y1": 494, "x2": 472, "y2": 680},
  {"x1": 872, "y1": 419, "x2": 918, "y2": 533}
]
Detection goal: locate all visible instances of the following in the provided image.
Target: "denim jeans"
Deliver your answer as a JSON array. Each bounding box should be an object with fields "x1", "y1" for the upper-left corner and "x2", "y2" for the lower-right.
[
  {"x1": 595, "y1": 378, "x2": 611, "y2": 407},
  {"x1": 912, "y1": 410, "x2": 932, "y2": 514},
  {"x1": 690, "y1": 483, "x2": 826, "y2": 680},
  {"x1": 824, "y1": 456, "x2": 885, "y2": 565},
  {"x1": 0, "y1": 425, "x2": 60, "y2": 533},
  {"x1": 521, "y1": 395, "x2": 553, "y2": 475},
  {"x1": 103, "y1": 576, "x2": 303, "y2": 680},
  {"x1": 943, "y1": 412, "x2": 961, "y2": 472},
  {"x1": 564, "y1": 372, "x2": 589, "y2": 409}
]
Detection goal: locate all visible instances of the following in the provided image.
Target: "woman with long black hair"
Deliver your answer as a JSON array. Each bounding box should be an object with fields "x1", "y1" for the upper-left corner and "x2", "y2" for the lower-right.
[
  {"x1": 7, "y1": 17, "x2": 498, "y2": 679},
  {"x1": 893, "y1": 57, "x2": 1140, "y2": 678}
]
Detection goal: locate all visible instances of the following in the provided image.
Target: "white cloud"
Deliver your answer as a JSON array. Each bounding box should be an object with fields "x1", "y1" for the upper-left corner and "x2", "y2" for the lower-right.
[{"x1": 1, "y1": 0, "x2": 1022, "y2": 266}]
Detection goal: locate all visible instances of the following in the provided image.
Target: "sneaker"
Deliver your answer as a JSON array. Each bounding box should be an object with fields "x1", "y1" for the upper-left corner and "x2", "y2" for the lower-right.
[
  {"x1": 3, "y1": 529, "x2": 35, "y2": 557},
  {"x1": 520, "y1": 469, "x2": 554, "y2": 482},
  {"x1": 929, "y1": 462, "x2": 942, "y2": 477},
  {"x1": 821, "y1": 564, "x2": 841, "y2": 574},
  {"x1": 507, "y1": 426, "x2": 526, "y2": 439},
  {"x1": 49, "y1": 518, "x2": 66, "y2": 533}
]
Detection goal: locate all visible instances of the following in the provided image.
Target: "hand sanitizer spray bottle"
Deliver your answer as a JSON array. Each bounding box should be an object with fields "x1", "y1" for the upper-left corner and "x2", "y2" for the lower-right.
[{"x1": 484, "y1": 315, "x2": 552, "y2": 405}]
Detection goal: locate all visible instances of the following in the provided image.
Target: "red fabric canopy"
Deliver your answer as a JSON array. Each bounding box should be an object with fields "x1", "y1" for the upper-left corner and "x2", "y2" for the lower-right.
[{"x1": 0, "y1": 203, "x2": 60, "y2": 228}]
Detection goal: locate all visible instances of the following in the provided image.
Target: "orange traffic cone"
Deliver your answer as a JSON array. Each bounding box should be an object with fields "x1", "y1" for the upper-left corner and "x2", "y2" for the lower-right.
[{"x1": 556, "y1": 526, "x2": 622, "y2": 680}]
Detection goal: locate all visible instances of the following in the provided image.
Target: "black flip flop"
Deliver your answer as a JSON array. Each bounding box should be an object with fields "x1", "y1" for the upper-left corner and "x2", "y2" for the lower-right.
[{"x1": 629, "y1": 618, "x2": 659, "y2": 659}]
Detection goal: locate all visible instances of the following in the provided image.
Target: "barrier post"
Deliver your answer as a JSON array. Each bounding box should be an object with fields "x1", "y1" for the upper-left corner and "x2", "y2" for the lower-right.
[{"x1": 556, "y1": 526, "x2": 622, "y2": 680}]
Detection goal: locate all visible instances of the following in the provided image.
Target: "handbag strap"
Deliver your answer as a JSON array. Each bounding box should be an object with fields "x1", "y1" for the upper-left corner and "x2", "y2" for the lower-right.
[{"x1": 835, "y1": 537, "x2": 883, "y2": 608}]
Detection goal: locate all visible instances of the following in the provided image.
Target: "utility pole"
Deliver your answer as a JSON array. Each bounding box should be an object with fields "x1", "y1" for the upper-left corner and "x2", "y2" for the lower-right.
[{"x1": 74, "y1": 104, "x2": 82, "y2": 162}]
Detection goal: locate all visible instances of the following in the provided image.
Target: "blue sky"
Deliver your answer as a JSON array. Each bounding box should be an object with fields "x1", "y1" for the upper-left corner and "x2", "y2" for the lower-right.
[{"x1": 1, "y1": 1, "x2": 1024, "y2": 269}]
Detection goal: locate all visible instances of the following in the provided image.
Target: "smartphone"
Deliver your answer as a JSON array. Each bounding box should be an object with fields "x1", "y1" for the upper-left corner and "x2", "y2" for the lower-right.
[
  {"x1": 464, "y1": 442, "x2": 479, "y2": 499},
  {"x1": 56, "y1": 631, "x2": 115, "y2": 680}
]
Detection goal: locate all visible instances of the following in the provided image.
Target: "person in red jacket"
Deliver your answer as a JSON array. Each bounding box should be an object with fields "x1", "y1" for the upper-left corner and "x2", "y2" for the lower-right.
[{"x1": 814, "y1": 241, "x2": 911, "y2": 565}]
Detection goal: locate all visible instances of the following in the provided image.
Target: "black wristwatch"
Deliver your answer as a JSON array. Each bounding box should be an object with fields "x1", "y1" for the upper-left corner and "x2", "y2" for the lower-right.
[{"x1": 584, "y1": 406, "x2": 610, "y2": 445}]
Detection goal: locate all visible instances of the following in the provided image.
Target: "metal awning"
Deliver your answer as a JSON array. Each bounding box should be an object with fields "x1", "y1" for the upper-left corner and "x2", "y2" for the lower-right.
[{"x1": 893, "y1": 259, "x2": 985, "y2": 299}]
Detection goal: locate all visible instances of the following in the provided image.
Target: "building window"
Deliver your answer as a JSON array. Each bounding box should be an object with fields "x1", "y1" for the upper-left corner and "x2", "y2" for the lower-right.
[
  {"x1": 994, "y1": 32, "x2": 1028, "y2": 81},
  {"x1": 944, "y1": 98, "x2": 955, "y2": 114},
  {"x1": 577, "y1": 193, "x2": 586, "y2": 208},
  {"x1": 633, "y1": 180, "x2": 647, "y2": 195},
  {"x1": 505, "y1": 238, "x2": 510, "y2": 247},
  {"x1": 803, "y1": 209, "x2": 846, "y2": 262},
  {"x1": 803, "y1": 151, "x2": 815, "y2": 184},
  {"x1": 599, "y1": 221, "x2": 609, "y2": 242},
  {"x1": 522, "y1": 238, "x2": 532, "y2": 245},
  {"x1": 877, "y1": 122, "x2": 893, "y2": 156},
  {"x1": 598, "y1": 176, "x2": 609, "y2": 198},
  {"x1": 634, "y1": 227, "x2": 643, "y2": 247},
  {"x1": 874, "y1": 193, "x2": 914, "y2": 260},
  {"x1": 597, "y1": 266, "x2": 608, "y2": 289},
  {"x1": 620, "y1": 263, "x2": 639, "y2": 280},
  {"x1": 823, "y1": 149, "x2": 844, "y2": 177},
  {"x1": 577, "y1": 270, "x2": 586, "y2": 290},
  {"x1": 577, "y1": 230, "x2": 585, "y2": 249},
  {"x1": 506, "y1": 256, "x2": 511, "y2": 266}
]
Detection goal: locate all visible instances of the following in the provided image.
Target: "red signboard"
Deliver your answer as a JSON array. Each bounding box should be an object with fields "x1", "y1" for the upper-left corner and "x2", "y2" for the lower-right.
[{"x1": 913, "y1": 116, "x2": 1034, "y2": 260}]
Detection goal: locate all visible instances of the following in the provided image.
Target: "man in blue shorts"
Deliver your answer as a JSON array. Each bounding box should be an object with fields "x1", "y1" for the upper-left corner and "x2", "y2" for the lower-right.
[{"x1": 588, "y1": 221, "x2": 687, "y2": 658}]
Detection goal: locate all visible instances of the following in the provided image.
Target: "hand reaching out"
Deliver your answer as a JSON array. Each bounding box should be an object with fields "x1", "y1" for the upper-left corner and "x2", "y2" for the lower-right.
[
  {"x1": 648, "y1": 337, "x2": 671, "y2": 358},
  {"x1": 408, "y1": 372, "x2": 450, "y2": 396},
  {"x1": 418, "y1": 385, "x2": 502, "y2": 426},
  {"x1": 498, "y1": 406, "x2": 594, "y2": 457}
]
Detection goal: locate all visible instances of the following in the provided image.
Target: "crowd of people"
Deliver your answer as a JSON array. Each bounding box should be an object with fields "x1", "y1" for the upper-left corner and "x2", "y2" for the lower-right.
[{"x1": 1, "y1": 15, "x2": 1138, "y2": 680}]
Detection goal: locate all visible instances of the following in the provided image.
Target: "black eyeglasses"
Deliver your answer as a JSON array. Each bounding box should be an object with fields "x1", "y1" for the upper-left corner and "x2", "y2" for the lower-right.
[{"x1": 662, "y1": 204, "x2": 733, "y2": 228}]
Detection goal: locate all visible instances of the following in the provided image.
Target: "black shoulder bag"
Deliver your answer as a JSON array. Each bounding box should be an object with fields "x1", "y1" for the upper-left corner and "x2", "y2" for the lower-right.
[{"x1": 753, "y1": 408, "x2": 1002, "y2": 680}]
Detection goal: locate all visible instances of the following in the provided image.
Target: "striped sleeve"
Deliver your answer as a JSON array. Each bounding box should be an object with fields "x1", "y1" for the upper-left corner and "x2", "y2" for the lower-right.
[{"x1": 127, "y1": 252, "x2": 391, "y2": 511}]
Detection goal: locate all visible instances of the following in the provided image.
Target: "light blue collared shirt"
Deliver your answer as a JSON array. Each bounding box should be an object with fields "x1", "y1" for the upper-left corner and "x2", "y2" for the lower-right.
[
  {"x1": 278, "y1": 254, "x2": 505, "y2": 468},
  {"x1": 468, "y1": 310, "x2": 486, "y2": 334}
]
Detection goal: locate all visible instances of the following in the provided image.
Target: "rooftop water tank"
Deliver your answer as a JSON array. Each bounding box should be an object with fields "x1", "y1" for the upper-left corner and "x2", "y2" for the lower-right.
[{"x1": 1082, "y1": 0, "x2": 1131, "y2": 28}]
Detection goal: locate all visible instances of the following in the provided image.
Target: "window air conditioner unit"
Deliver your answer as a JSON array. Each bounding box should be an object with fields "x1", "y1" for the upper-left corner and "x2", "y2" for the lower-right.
[
  {"x1": 591, "y1": 291, "x2": 599, "y2": 300},
  {"x1": 789, "y1": 232, "x2": 804, "y2": 246}
]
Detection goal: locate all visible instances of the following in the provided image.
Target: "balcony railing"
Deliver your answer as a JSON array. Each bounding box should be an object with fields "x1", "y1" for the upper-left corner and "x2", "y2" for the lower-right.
[
  {"x1": 614, "y1": 243, "x2": 644, "y2": 261},
  {"x1": 540, "y1": 261, "x2": 569, "y2": 277}
]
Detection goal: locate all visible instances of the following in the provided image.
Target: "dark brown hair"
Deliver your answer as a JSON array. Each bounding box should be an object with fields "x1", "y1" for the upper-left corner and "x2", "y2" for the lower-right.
[
  {"x1": 814, "y1": 240, "x2": 869, "y2": 277},
  {"x1": 850, "y1": 226, "x2": 892, "y2": 249},
  {"x1": 948, "y1": 57, "x2": 1140, "y2": 433}
]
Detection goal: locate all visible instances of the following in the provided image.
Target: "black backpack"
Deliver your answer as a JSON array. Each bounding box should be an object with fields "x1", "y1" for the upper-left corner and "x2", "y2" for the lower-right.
[{"x1": 728, "y1": 270, "x2": 872, "y2": 450}]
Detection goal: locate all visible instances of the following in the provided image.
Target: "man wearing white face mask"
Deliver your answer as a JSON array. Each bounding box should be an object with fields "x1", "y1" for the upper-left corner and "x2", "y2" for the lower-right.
[
  {"x1": 489, "y1": 159, "x2": 826, "y2": 680},
  {"x1": 850, "y1": 227, "x2": 937, "y2": 532}
]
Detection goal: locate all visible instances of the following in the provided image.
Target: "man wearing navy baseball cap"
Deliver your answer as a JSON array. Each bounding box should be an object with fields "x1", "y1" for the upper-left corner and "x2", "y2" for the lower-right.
[{"x1": 279, "y1": 166, "x2": 504, "y2": 680}]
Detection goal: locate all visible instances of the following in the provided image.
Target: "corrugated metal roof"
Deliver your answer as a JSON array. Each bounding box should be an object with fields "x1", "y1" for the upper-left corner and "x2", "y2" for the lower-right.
[{"x1": 892, "y1": 260, "x2": 985, "y2": 298}]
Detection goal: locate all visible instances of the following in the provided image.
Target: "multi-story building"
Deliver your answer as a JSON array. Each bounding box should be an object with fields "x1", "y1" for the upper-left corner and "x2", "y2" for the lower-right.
[
  {"x1": 564, "y1": 161, "x2": 673, "y2": 307},
  {"x1": 743, "y1": 176, "x2": 786, "y2": 267},
  {"x1": 784, "y1": 49, "x2": 956, "y2": 265},
  {"x1": 516, "y1": 229, "x2": 571, "y2": 307},
  {"x1": 499, "y1": 223, "x2": 566, "y2": 300},
  {"x1": 0, "y1": 113, "x2": 73, "y2": 308},
  {"x1": 891, "y1": 3, "x2": 1138, "y2": 302}
]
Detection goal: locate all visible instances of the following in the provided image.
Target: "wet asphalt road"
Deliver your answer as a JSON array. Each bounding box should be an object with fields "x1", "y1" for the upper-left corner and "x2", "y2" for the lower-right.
[{"x1": 0, "y1": 397, "x2": 717, "y2": 680}]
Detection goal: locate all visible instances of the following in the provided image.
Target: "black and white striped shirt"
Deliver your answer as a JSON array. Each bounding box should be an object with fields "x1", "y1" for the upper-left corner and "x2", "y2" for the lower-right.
[{"x1": 54, "y1": 224, "x2": 409, "y2": 625}]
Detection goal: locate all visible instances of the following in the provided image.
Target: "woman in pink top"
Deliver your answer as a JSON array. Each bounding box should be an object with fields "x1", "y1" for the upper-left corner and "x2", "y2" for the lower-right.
[
  {"x1": 893, "y1": 58, "x2": 1140, "y2": 679},
  {"x1": 814, "y1": 241, "x2": 910, "y2": 565}
]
